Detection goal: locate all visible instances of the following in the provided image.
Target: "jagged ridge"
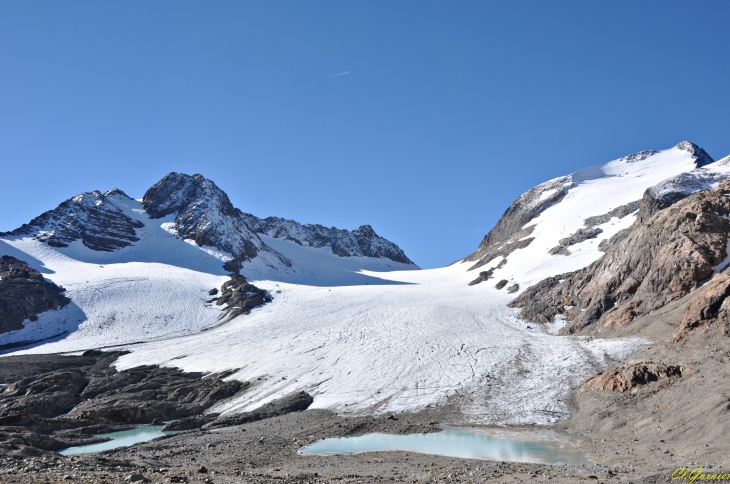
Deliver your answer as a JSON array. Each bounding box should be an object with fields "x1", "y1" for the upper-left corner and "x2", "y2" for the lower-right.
[{"x1": 240, "y1": 214, "x2": 415, "y2": 265}]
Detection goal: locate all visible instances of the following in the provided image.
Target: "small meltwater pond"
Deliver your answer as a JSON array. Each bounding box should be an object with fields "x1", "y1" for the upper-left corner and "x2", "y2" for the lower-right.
[
  {"x1": 58, "y1": 426, "x2": 178, "y2": 456},
  {"x1": 299, "y1": 426, "x2": 589, "y2": 465}
]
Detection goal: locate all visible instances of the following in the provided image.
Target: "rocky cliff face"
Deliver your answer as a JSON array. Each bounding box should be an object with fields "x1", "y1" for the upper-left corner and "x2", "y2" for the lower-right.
[
  {"x1": 240, "y1": 214, "x2": 415, "y2": 265},
  {"x1": 510, "y1": 179, "x2": 730, "y2": 335},
  {"x1": 0, "y1": 256, "x2": 70, "y2": 335},
  {"x1": 0, "y1": 190, "x2": 143, "y2": 252}
]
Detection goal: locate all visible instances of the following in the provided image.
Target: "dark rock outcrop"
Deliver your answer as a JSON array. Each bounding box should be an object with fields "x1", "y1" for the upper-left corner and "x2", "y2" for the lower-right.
[
  {"x1": 0, "y1": 256, "x2": 70, "y2": 334},
  {"x1": 468, "y1": 269, "x2": 494, "y2": 286},
  {"x1": 580, "y1": 362, "x2": 682, "y2": 392},
  {"x1": 0, "y1": 189, "x2": 143, "y2": 251},
  {"x1": 549, "y1": 228, "x2": 603, "y2": 256},
  {"x1": 215, "y1": 274, "x2": 272, "y2": 320},
  {"x1": 510, "y1": 180, "x2": 730, "y2": 334},
  {"x1": 495, "y1": 279, "x2": 509, "y2": 290},
  {"x1": 583, "y1": 200, "x2": 641, "y2": 228}
]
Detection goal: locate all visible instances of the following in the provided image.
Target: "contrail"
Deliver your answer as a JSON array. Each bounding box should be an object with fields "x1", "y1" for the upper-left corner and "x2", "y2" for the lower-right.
[{"x1": 326, "y1": 71, "x2": 351, "y2": 79}]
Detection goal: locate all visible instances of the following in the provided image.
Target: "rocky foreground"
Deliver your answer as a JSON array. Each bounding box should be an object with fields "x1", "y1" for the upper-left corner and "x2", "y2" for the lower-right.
[{"x1": 0, "y1": 340, "x2": 727, "y2": 483}]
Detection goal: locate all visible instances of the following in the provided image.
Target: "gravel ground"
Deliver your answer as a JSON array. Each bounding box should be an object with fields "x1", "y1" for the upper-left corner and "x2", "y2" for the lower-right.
[{"x1": 0, "y1": 408, "x2": 674, "y2": 483}]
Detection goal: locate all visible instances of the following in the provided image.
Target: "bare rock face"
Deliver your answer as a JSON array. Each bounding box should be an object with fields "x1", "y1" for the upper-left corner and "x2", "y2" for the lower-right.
[
  {"x1": 465, "y1": 224, "x2": 537, "y2": 271},
  {"x1": 495, "y1": 279, "x2": 508, "y2": 290},
  {"x1": 0, "y1": 256, "x2": 70, "y2": 334},
  {"x1": 468, "y1": 269, "x2": 494, "y2": 286},
  {"x1": 0, "y1": 189, "x2": 143, "y2": 251},
  {"x1": 580, "y1": 362, "x2": 681, "y2": 392},
  {"x1": 673, "y1": 273, "x2": 730, "y2": 341},
  {"x1": 548, "y1": 227, "x2": 603, "y2": 256},
  {"x1": 510, "y1": 180, "x2": 730, "y2": 334}
]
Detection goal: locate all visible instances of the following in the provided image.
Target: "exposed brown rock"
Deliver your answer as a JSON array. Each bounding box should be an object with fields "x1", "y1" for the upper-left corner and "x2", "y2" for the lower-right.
[
  {"x1": 506, "y1": 284, "x2": 519, "y2": 293},
  {"x1": 495, "y1": 279, "x2": 508, "y2": 290},
  {"x1": 510, "y1": 180, "x2": 730, "y2": 335},
  {"x1": 673, "y1": 273, "x2": 730, "y2": 341},
  {"x1": 580, "y1": 362, "x2": 682, "y2": 392}
]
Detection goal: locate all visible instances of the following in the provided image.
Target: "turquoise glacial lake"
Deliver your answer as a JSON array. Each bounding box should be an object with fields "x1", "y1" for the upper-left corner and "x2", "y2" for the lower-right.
[
  {"x1": 58, "y1": 425, "x2": 178, "y2": 456},
  {"x1": 299, "y1": 426, "x2": 589, "y2": 465}
]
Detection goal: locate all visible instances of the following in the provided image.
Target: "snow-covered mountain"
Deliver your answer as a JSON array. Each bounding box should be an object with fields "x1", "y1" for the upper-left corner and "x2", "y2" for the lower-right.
[
  {"x1": 2, "y1": 141, "x2": 729, "y2": 426},
  {"x1": 462, "y1": 141, "x2": 724, "y2": 289},
  {"x1": 2, "y1": 189, "x2": 144, "y2": 252},
  {"x1": 240, "y1": 214, "x2": 414, "y2": 265},
  {"x1": 1, "y1": 172, "x2": 416, "y2": 276}
]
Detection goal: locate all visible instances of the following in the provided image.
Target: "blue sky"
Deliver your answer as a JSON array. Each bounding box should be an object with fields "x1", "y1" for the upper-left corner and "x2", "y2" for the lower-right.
[{"x1": 1, "y1": 1, "x2": 729, "y2": 268}]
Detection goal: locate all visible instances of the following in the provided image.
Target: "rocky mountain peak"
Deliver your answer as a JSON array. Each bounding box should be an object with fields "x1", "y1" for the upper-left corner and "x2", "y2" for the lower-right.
[
  {"x1": 143, "y1": 172, "x2": 287, "y2": 271},
  {"x1": 675, "y1": 141, "x2": 714, "y2": 167},
  {"x1": 143, "y1": 172, "x2": 235, "y2": 219},
  {"x1": 103, "y1": 188, "x2": 134, "y2": 199},
  {"x1": 1, "y1": 190, "x2": 144, "y2": 252}
]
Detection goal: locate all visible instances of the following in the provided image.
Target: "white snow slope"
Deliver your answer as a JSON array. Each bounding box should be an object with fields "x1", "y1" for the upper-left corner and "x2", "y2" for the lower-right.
[
  {"x1": 476, "y1": 143, "x2": 730, "y2": 290},
  {"x1": 1, "y1": 142, "x2": 728, "y2": 426}
]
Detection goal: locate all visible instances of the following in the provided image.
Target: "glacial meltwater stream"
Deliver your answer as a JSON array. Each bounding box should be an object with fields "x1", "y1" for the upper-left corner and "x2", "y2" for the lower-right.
[{"x1": 299, "y1": 426, "x2": 590, "y2": 465}]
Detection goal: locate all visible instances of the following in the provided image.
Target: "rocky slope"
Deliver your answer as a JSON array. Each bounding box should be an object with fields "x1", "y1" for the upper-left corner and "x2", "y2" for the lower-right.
[
  {"x1": 509, "y1": 179, "x2": 730, "y2": 336},
  {"x1": 0, "y1": 256, "x2": 70, "y2": 335}
]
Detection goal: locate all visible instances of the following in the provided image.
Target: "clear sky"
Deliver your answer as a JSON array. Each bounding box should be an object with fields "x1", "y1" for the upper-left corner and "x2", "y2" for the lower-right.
[{"x1": 1, "y1": 1, "x2": 729, "y2": 268}]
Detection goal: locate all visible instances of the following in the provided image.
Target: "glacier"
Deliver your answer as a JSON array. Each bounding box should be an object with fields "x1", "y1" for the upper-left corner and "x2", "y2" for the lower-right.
[{"x1": 2, "y1": 141, "x2": 729, "y2": 426}]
